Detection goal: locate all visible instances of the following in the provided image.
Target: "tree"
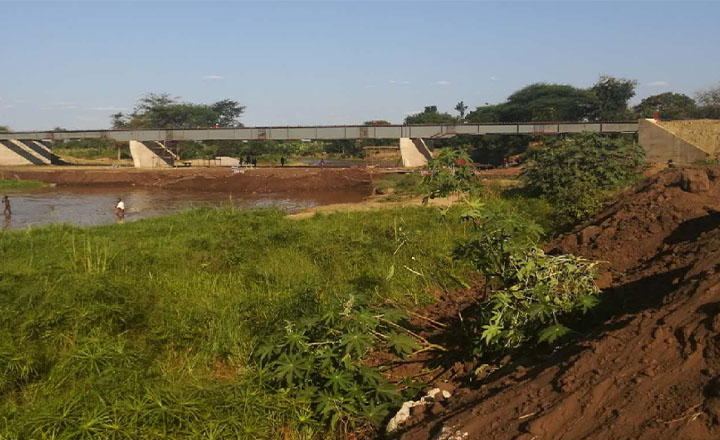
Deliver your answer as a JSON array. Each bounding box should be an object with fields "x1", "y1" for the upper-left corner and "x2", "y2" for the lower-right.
[
  {"x1": 591, "y1": 75, "x2": 637, "y2": 120},
  {"x1": 111, "y1": 93, "x2": 245, "y2": 129},
  {"x1": 465, "y1": 105, "x2": 502, "y2": 123},
  {"x1": 0, "y1": 125, "x2": 9, "y2": 133},
  {"x1": 363, "y1": 120, "x2": 392, "y2": 126},
  {"x1": 633, "y1": 92, "x2": 697, "y2": 120},
  {"x1": 454, "y1": 101, "x2": 468, "y2": 120},
  {"x1": 405, "y1": 106, "x2": 457, "y2": 124},
  {"x1": 502, "y1": 83, "x2": 598, "y2": 122},
  {"x1": 211, "y1": 99, "x2": 246, "y2": 127},
  {"x1": 695, "y1": 84, "x2": 720, "y2": 118}
]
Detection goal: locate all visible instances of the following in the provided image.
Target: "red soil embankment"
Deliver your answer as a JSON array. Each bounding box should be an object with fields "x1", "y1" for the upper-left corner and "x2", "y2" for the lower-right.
[
  {"x1": 399, "y1": 167, "x2": 720, "y2": 440},
  {"x1": 0, "y1": 166, "x2": 373, "y2": 194}
]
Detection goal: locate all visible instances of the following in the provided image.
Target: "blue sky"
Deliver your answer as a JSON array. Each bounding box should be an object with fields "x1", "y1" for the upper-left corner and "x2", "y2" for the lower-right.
[{"x1": 1, "y1": 0, "x2": 719, "y2": 130}]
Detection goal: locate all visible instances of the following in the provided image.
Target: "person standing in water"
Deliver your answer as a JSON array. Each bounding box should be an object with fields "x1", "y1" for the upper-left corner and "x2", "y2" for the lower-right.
[
  {"x1": 115, "y1": 197, "x2": 125, "y2": 220},
  {"x1": 2, "y1": 195, "x2": 10, "y2": 216}
]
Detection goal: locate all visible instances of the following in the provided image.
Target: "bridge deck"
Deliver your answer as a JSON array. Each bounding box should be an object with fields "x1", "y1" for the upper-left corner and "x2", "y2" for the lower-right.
[{"x1": 0, "y1": 122, "x2": 639, "y2": 142}]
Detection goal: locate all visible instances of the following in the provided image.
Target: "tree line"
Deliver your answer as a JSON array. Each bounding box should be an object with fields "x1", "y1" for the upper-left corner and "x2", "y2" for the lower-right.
[{"x1": 406, "y1": 76, "x2": 720, "y2": 124}]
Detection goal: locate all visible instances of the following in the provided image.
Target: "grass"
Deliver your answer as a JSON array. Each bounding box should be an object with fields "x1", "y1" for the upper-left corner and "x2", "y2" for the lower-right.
[
  {"x1": 0, "y1": 206, "x2": 477, "y2": 439},
  {"x1": 372, "y1": 173, "x2": 425, "y2": 198},
  {"x1": 0, "y1": 179, "x2": 45, "y2": 189}
]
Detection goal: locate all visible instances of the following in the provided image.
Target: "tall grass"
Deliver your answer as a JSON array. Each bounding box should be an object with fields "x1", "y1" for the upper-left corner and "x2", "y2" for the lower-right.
[{"x1": 0, "y1": 206, "x2": 475, "y2": 439}]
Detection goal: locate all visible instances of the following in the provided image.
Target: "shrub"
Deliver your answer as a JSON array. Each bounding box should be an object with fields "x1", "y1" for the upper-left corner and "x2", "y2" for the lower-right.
[{"x1": 521, "y1": 133, "x2": 645, "y2": 224}]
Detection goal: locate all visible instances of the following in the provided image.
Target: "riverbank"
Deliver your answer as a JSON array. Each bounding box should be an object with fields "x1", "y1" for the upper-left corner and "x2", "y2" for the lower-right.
[{"x1": 0, "y1": 166, "x2": 374, "y2": 194}]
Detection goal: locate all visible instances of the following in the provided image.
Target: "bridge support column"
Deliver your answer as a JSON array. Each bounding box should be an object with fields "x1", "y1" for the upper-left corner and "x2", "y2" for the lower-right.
[
  {"x1": 0, "y1": 139, "x2": 53, "y2": 165},
  {"x1": 399, "y1": 138, "x2": 433, "y2": 168},
  {"x1": 129, "y1": 140, "x2": 177, "y2": 168}
]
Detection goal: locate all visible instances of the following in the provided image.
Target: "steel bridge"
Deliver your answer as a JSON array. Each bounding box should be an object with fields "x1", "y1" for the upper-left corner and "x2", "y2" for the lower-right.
[{"x1": 0, "y1": 121, "x2": 638, "y2": 142}]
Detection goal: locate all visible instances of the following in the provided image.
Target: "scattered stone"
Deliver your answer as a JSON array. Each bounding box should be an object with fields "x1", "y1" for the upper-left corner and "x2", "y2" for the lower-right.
[
  {"x1": 386, "y1": 388, "x2": 454, "y2": 433},
  {"x1": 430, "y1": 423, "x2": 469, "y2": 440}
]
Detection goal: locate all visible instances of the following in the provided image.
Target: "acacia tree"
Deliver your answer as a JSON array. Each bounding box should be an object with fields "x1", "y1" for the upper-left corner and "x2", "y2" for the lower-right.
[
  {"x1": 405, "y1": 106, "x2": 457, "y2": 124},
  {"x1": 633, "y1": 92, "x2": 697, "y2": 119},
  {"x1": 591, "y1": 75, "x2": 637, "y2": 120},
  {"x1": 111, "y1": 93, "x2": 245, "y2": 129},
  {"x1": 466, "y1": 83, "x2": 597, "y2": 123}
]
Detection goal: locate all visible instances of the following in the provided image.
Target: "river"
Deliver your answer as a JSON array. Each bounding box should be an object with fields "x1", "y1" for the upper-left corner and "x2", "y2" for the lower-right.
[{"x1": 0, "y1": 186, "x2": 369, "y2": 230}]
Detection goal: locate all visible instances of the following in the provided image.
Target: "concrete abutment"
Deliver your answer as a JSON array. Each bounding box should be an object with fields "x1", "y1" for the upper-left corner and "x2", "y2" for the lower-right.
[{"x1": 0, "y1": 140, "x2": 53, "y2": 165}]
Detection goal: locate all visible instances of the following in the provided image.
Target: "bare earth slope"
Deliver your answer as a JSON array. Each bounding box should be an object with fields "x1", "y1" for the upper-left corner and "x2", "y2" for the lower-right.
[{"x1": 400, "y1": 167, "x2": 720, "y2": 440}]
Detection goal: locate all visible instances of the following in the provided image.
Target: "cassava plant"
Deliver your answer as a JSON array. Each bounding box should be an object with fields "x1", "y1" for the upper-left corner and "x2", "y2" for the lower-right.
[
  {"x1": 253, "y1": 295, "x2": 434, "y2": 433},
  {"x1": 421, "y1": 147, "x2": 477, "y2": 203},
  {"x1": 454, "y1": 200, "x2": 600, "y2": 355}
]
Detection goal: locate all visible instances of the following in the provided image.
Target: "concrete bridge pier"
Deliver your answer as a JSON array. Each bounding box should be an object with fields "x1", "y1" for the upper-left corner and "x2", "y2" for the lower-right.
[
  {"x1": 129, "y1": 140, "x2": 179, "y2": 168},
  {"x1": 0, "y1": 139, "x2": 53, "y2": 165},
  {"x1": 399, "y1": 137, "x2": 434, "y2": 167}
]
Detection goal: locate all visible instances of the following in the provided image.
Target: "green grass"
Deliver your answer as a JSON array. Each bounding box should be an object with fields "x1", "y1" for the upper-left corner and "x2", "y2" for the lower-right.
[
  {"x1": 0, "y1": 206, "x2": 476, "y2": 439},
  {"x1": 0, "y1": 179, "x2": 45, "y2": 189},
  {"x1": 372, "y1": 173, "x2": 425, "y2": 197}
]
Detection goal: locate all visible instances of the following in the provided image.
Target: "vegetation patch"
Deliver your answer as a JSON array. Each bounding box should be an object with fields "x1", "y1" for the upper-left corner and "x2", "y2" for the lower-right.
[
  {"x1": 0, "y1": 179, "x2": 45, "y2": 189},
  {"x1": 0, "y1": 206, "x2": 473, "y2": 439},
  {"x1": 521, "y1": 133, "x2": 645, "y2": 226}
]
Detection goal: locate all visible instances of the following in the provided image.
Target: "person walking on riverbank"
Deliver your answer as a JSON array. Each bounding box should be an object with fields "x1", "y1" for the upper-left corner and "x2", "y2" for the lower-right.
[
  {"x1": 115, "y1": 197, "x2": 125, "y2": 220},
  {"x1": 2, "y1": 195, "x2": 10, "y2": 216},
  {"x1": 280, "y1": 156, "x2": 286, "y2": 167}
]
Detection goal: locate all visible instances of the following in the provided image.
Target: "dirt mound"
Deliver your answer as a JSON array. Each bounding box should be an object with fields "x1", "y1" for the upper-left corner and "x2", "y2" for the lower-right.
[
  {"x1": 398, "y1": 167, "x2": 720, "y2": 440},
  {"x1": 553, "y1": 166, "x2": 720, "y2": 285}
]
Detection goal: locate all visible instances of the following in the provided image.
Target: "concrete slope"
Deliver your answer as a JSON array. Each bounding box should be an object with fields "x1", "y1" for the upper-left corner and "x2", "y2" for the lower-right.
[
  {"x1": 659, "y1": 119, "x2": 720, "y2": 158},
  {"x1": 399, "y1": 138, "x2": 434, "y2": 168},
  {"x1": 638, "y1": 119, "x2": 710, "y2": 163},
  {"x1": 0, "y1": 140, "x2": 52, "y2": 165}
]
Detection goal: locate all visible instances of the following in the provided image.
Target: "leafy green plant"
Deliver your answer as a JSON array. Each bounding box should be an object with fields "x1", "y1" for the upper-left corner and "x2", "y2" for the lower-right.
[
  {"x1": 453, "y1": 197, "x2": 600, "y2": 354},
  {"x1": 521, "y1": 133, "x2": 645, "y2": 225},
  {"x1": 422, "y1": 148, "x2": 477, "y2": 203},
  {"x1": 473, "y1": 247, "x2": 599, "y2": 353},
  {"x1": 253, "y1": 295, "x2": 428, "y2": 432}
]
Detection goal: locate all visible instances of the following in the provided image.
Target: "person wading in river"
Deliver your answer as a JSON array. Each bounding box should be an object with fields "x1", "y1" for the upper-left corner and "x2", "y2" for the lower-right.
[
  {"x1": 2, "y1": 195, "x2": 10, "y2": 217},
  {"x1": 115, "y1": 197, "x2": 125, "y2": 220}
]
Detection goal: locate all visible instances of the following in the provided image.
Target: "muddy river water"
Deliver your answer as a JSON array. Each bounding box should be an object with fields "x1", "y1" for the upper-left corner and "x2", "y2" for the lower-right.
[{"x1": 1, "y1": 186, "x2": 369, "y2": 230}]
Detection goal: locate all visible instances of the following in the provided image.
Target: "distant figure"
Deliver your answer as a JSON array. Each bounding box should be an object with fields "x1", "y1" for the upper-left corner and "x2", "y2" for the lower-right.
[
  {"x1": 280, "y1": 156, "x2": 286, "y2": 167},
  {"x1": 319, "y1": 158, "x2": 326, "y2": 167},
  {"x1": 252, "y1": 157, "x2": 257, "y2": 168},
  {"x1": 2, "y1": 195, "x2": 10, "y2": 216},
  {"x1": 667, "y1": 159, "x2": 675, "y2": 169},
  {"x1": 115, "y1": 197, "x2": 125, "y2": 220},
  {"x1": 246, "y1": 155, "x2": 252, "y2": 167},
  {"x1": 503, "y1": 157, "x2": 508, "y2": 168}
]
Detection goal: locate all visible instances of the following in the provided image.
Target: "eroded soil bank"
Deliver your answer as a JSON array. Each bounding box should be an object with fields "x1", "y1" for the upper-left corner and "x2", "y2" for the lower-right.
[
  {"x1": 397, "y1": 166, "x2": 720, "y2": 440},
  {"x1": 0, "y1": 166, "x2": 373, "y2": 194}
]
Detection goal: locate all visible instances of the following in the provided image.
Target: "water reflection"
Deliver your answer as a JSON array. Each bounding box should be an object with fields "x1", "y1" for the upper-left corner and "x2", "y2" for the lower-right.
[{"x1": 1, "y1": 186, "x2": 368, "y2": 230}]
